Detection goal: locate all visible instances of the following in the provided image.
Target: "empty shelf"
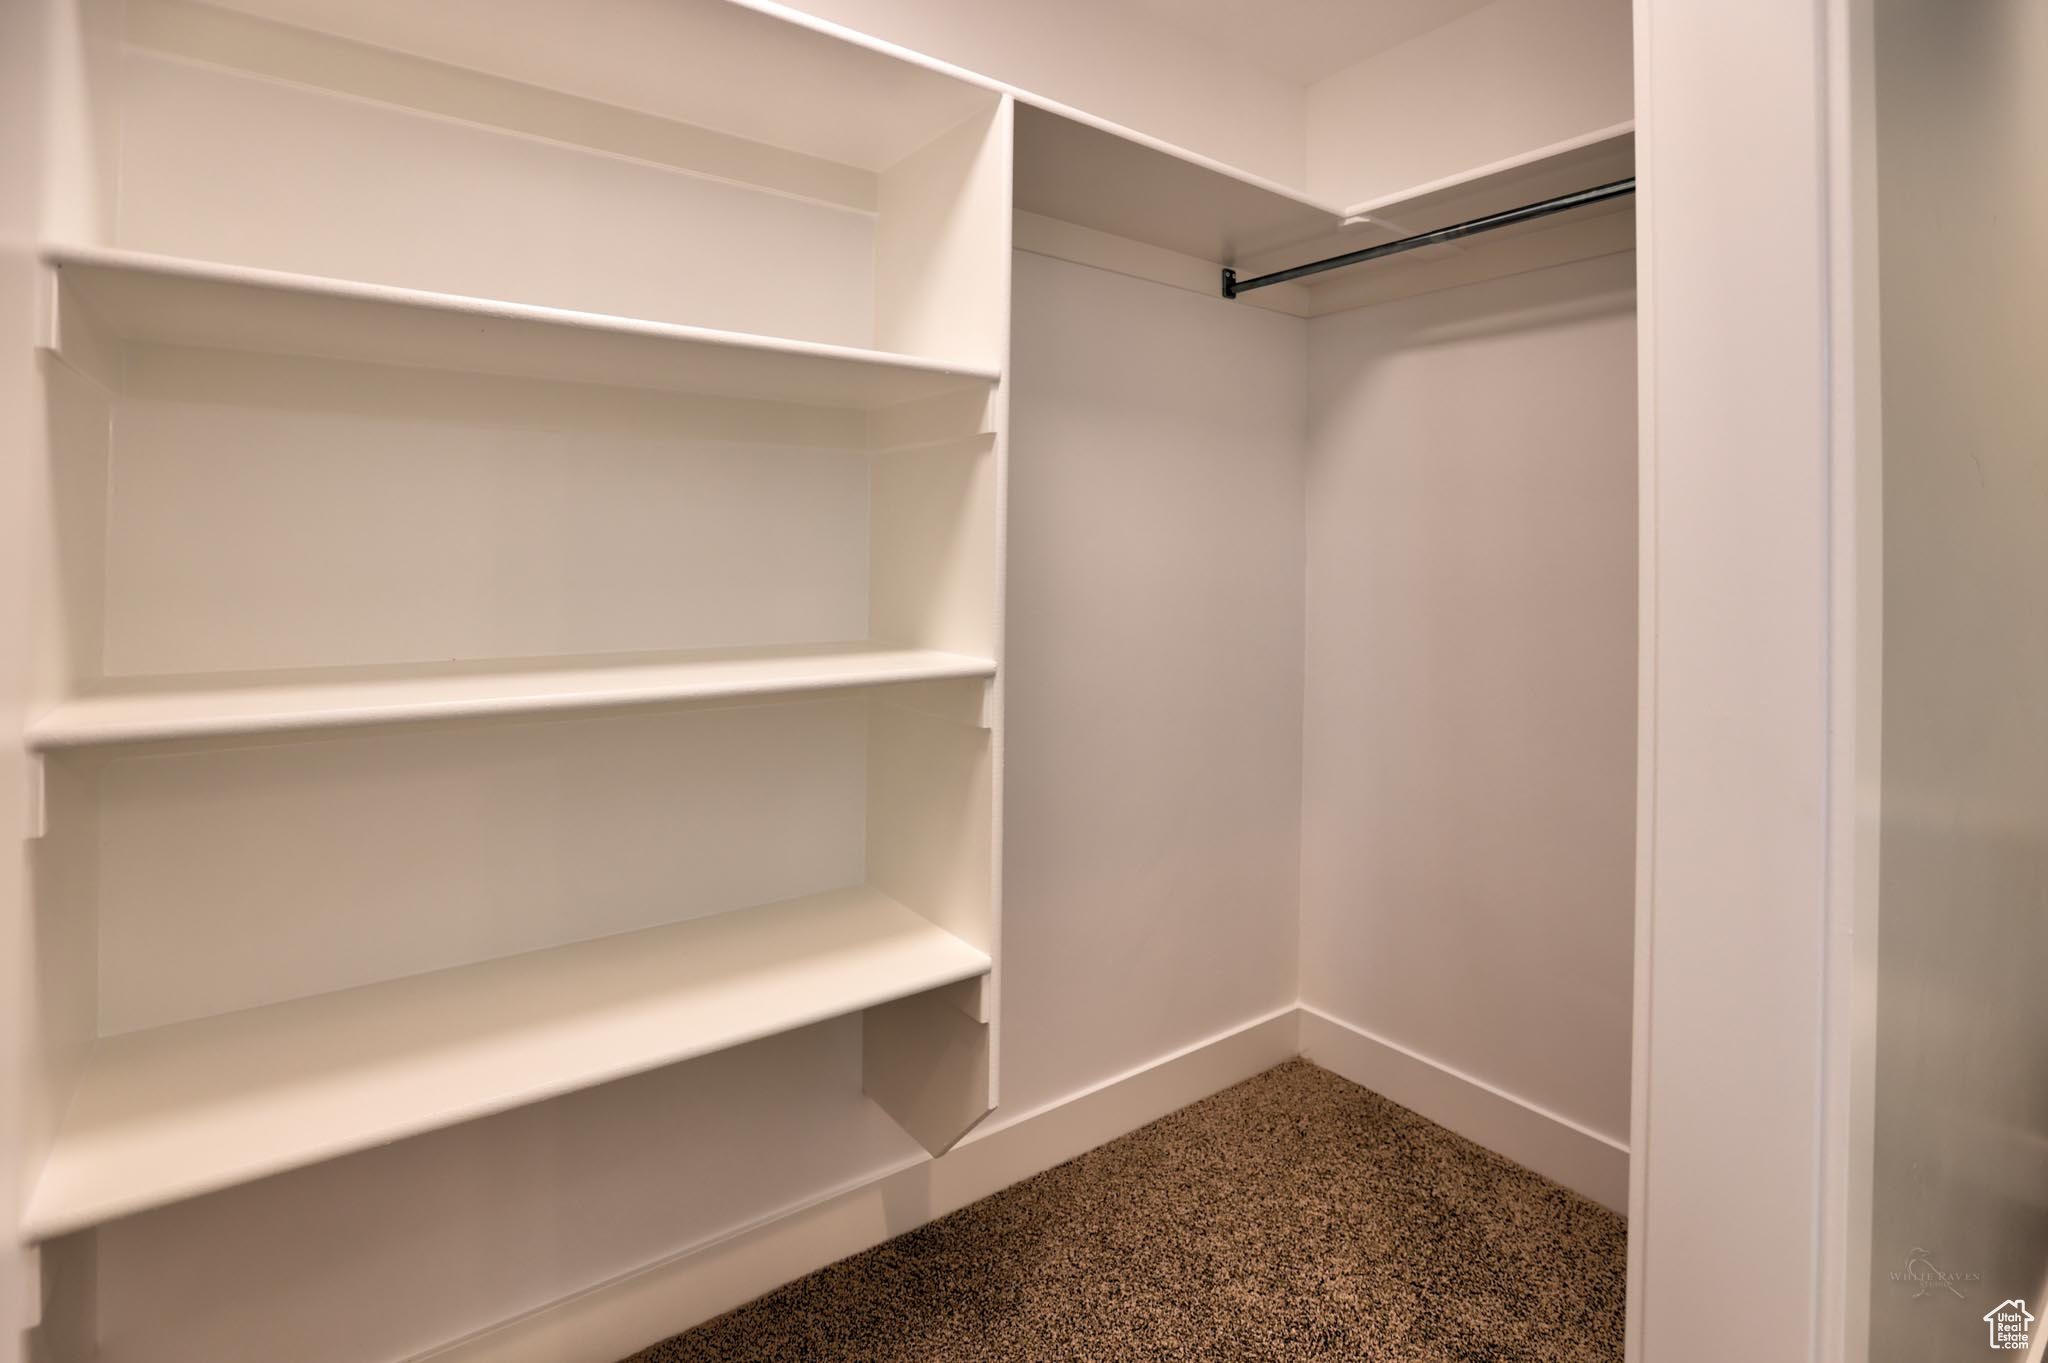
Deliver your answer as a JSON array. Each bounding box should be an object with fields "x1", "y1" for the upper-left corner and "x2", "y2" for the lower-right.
[
  {"x1": 1342, "y1": 124, "x2": 1636, "y2": 237},
  {"x1": 30, "y1": 644, "x2": 997, "y2": 748},
  {"x1": 46, "y1": 247, "x2": 1002, "y2": 409},
  {"x1": 24, "y1": 886, "x2": 990, "y2": 1238},
  {"x1": 1013, "y1": 102, "x2": 1342, "y2": 265}
]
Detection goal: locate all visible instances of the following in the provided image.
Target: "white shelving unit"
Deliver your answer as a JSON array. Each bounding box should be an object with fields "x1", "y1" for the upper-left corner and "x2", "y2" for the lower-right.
[
  {"x1": 20, "y1": 0, "x2": 1630, "y2": 1278},
  {"x1": 26, "y1": 0, "x2": 1013, "y2": 1244},
  {"x1": 24, "y1": 886, "x2": 990, "y2": 1240}
]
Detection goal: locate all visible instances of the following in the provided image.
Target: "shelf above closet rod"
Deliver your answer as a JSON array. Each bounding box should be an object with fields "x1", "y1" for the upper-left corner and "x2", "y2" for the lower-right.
[{"x1": 1221, "y1": 178, "x2": 1636, "y2": 299}]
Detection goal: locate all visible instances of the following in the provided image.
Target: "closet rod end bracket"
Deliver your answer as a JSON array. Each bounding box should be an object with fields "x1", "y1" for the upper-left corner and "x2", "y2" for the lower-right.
[{"x1": 1219, "y1": 267, "x2": 1238, "y2": 300}]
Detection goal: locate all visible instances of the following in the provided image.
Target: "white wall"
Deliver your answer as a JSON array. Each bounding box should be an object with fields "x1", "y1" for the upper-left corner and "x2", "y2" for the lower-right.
[
  {"x1": 1865, "y1": 0, "x2": 2048, "y2": 1355},
  {"x1": 1304, "y1": 0, "x2": 1633, "y2": 207},
  {"x1": 96, "y1": 356, "x2": 874, "y2": 676},
  {"x1": 1299, "y1": 253, "x2": 1637, "y2": 1174},
  {"x1": 78, "y1": 249, "x2": 1308, "y2": 1363},
  {"x1": 772, "y1": 0, "x2": 1308, "y2": 188},
  {"x1": 1003, "y1": 250, "x2": 1305, "y2": 1113},
  {"x1": 112, "y1": 49, "x2": 880, "y2": 348}
]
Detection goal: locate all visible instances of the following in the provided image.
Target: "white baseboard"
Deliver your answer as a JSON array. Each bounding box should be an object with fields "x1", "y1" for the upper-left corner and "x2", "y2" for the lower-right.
[
  {"x1": 1297, "y1": 1004, "x2": 1630, "y2": 1213},
  {"x1": 415, "y1": 1006, "x2": 1301, "y2": 1363},
  {"x1": 418, "y1": 1004, "x2": 1625, "y2": 1362}
]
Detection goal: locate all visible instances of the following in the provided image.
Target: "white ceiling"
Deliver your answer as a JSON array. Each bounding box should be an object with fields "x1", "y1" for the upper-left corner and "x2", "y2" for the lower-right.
[{"x1": 1116, "y1": 0, "x2": 1498, "y2": 85}]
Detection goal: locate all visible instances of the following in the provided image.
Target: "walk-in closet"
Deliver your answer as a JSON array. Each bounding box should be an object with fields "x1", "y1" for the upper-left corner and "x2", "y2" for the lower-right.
[{"x1": 5, "y1": 0, "x2": 1978, "y2": 1360}]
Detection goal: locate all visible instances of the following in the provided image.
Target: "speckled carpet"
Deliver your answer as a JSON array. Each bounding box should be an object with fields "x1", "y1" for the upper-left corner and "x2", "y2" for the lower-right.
[{"x1": 623, "y1": 1059, "x2": 1626, "y2": 1362}]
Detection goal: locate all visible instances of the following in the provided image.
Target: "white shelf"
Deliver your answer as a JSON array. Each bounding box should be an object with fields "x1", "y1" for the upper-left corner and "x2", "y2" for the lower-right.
[
  {"x1": 30, "y1": 644, "x2": 997, "y2": 749},
  {"x1": 24, "y1": 886, "x2": 990, "y2": 1238},
  {"x1": 1012, "y1": 107, "x2": 1634, "y2": 318},
  {"x1": 1013, "y1": 102, "x2": 1342, "y2": 266},
  {"x1": 1341, "y1": 123, "x2": 1636, "y2": 239},
  {"x1": 47, "y1": 247, "x2": 1002, "y2": 409}
]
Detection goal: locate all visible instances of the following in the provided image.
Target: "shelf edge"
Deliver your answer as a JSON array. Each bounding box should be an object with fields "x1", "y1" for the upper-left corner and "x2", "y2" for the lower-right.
[
  {"x1": 1340, "y1": 121, "x2": 1638, "y2": 222},
  {"x1": 29, "y1": 650, "x2": 999, "y2": 750},
  {"x1": 43, "y1": 245, "x2": 1005, "y2": 387},
  {"x1": 23, "y1": 889, "x2": 991, "y2": 1239}
]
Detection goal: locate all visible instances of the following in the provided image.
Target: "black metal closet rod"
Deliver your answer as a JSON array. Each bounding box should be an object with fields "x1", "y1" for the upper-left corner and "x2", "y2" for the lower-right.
[{"x1": 1221, "y1": 177, "x2": 1637, "y2": 299}]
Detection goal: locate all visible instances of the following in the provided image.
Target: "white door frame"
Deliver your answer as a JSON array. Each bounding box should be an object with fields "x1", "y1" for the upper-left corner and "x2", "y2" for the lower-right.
[{"x1": 1627, "y1": 1, "x2": 1880, "y2": 1360}]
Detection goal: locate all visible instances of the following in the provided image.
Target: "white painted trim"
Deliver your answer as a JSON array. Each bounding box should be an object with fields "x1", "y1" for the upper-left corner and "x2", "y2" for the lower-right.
[
  {"x1": 410, "y1": 1002, "x2": 1639, "y2": 1362},
  {"x1": 1623, "y1": 3, "x2": 1661, "y2": 1357},
  {"x1": 413, "y1": 1006, "x2": 1300, "y2": 1363},
  {"x1": 1297, "y1": 1006, "x2": 1629, "y2": 1213},
  {"x1": 1819, "y1": 5, "x2": 1882, "y2": 1363},
  {"x1": 1627, "y1": 1, "x2": 1846, "y2": 1358}
]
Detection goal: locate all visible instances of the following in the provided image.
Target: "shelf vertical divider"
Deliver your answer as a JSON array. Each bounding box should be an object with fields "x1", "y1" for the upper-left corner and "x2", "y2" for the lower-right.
[{"x1": 860, "y1": 94, "x2": 1014, "y2": 1153}]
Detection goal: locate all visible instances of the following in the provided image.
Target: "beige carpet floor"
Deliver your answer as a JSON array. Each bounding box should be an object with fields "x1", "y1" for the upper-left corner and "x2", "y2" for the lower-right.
[{"x1": 623, "y1": 1059, "x2": 1626, "y2": 1362}]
